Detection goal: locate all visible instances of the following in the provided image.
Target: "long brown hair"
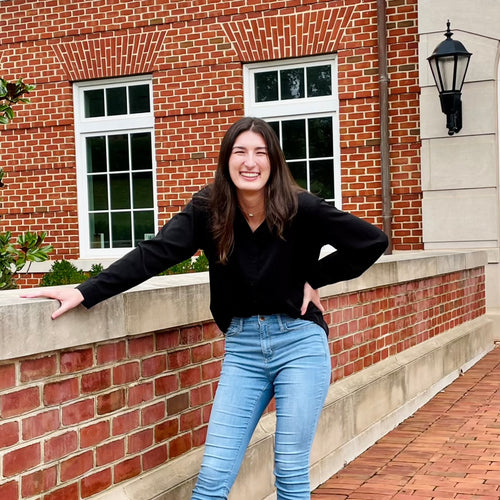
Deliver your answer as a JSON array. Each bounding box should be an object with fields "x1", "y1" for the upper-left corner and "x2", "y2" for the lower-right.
[{"x1": 211, "y1": 117, "x2": 299, "y2": 263}]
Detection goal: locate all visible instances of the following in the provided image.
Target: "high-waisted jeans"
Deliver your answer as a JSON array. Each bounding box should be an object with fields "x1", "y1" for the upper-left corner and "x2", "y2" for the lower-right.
[{"x1": 191, "y1": 314, "x2": 331, "y2": 500}]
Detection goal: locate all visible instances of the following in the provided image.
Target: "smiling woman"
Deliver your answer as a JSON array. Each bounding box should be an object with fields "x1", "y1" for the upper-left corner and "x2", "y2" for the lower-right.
[
  {"x1": 211, "y1": 117, "x2": 299, "y2": 264},
  {"x1": 228, "y1": 130, "x2": 271, "y2": 229},
  {"x1": 21, "y1": 116, "x2": 388, "y2": 500}
]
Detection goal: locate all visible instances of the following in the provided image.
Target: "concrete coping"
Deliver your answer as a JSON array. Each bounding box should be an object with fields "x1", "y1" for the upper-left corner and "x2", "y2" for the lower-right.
[{"x1": 0, "y1": 250, "x2": 487, "y2": 361}]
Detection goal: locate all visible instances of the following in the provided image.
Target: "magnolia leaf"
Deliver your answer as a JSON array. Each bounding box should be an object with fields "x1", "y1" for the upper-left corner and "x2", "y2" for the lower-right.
[{"x1": 15, "y1": 255, "x2": 26, "y2": 270}]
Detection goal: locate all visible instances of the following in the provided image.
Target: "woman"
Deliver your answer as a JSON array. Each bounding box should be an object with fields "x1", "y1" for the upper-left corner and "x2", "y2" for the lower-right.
[{"x1": 22, "y1": 117, "x2": 388, "y2": 499}]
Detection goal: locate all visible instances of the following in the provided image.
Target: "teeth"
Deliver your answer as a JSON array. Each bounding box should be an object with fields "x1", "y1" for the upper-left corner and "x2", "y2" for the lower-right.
[{"x1": 241, "y1": 172, "x2": 259, "y2": 178}]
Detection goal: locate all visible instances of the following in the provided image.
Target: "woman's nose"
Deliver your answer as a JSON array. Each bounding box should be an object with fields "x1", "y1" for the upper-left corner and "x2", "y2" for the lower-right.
[{"x1": 244, "y1": 154, "x2": 257, "y2": 167}]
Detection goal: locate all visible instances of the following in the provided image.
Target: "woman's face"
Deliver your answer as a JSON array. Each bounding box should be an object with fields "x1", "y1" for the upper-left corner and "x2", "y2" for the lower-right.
[{"x1": 228, "y1": 130, "x2": 271, "y2": 197}]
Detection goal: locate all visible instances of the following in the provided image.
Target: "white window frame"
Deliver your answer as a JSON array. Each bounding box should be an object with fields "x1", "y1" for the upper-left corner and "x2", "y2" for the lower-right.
[
  {"x1": 74, "y1": 75, "x2": 158, "y2": 259},
  {"x1": 244, "y1": 55, "x2": 341, "y2": 206}
]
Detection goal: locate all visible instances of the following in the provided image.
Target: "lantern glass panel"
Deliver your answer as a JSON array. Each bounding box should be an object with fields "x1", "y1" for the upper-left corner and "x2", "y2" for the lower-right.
[
  {"x1": 454, "y1": 55, "x2": 470, "y2": 92},
  {"x1": 436, "y1": 55, "x2": 456, "y2": 92}
]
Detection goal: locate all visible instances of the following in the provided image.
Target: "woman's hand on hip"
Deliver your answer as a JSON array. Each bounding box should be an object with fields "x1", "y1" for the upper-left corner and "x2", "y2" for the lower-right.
[
  {"x1": 300, "y1": 282, "x2": 324, "y2": 316},
  {"x1": 20, "y1": 288, "x2": 85, "y2": 320}
]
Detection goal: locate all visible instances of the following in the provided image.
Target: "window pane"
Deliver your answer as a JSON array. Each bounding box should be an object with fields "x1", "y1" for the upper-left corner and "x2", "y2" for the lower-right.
[
  {"x1": 268, "y1": 121, "x2": 280, "y2": 141},
  {"x1": 86, "y1": 136, "x2": 107, "y2": 173},
  {"x1": 288, "y1": 161, "x2": 307, "y2": 190},
  {"x1": 307, "y1": 65, "x2": 332, "y2": 97},
  {"x1": 108, "y1": 134, "x2": 129, "y2": 172},
  {"x1": 110, "y1": 173, "x2": 130, "y2": 209},
  {"x1": 133, "y1": 172, "x2": 153, "y2": 208},
  {"x1": 88, "y1": 175, "x2": 108, "y2": 210},
  {"x1": 255, "y1": 71, "x2": 278, "y2": 102},
  {"x1": 282, "y1": 120, "x2": 306, "y2": 160},
  {"x1": 134, "y1": 211, "x2": 155, "y2": 243},
  {"x1": 129, "y1": 84, "x2": 150, "y2": 113},
  {"x1": 89, "y1": 213, "x2": 109, "y2": 248},
  {"x1": 280, "y1": 68, "x2": 305, "y2": 100},
  {"x1": 106, "y1": 87, "x2": 127, "y2": 116},
  {"x1": 84, "y1": 89, "x2": 104, "y2": 118},
  {"x1": 308, "y1": 117, "x2": 333, "y2": 158},
  {"x1": 111, "y1": 212, "x2": 132, "y2": 247},
  {"x1": 310, "y1": 159, "x2": 335, "y2": 200},
  {"x1": 131, "y1": 133, "x2": 152, "y2": 170}
]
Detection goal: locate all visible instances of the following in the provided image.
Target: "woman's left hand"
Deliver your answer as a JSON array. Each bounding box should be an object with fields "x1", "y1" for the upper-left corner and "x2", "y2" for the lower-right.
[{"x1": 300, "y1": 282, "x2": 324, "y2": 316}]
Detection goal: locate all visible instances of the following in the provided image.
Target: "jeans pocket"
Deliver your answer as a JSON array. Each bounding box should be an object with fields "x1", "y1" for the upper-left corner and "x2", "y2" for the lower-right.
[
  {"x1": 282, "y1": 315, "x2": 313, "y2": 331},
  {"x1": 224, "y1": 317, "x2": 242, "y2": 337}
]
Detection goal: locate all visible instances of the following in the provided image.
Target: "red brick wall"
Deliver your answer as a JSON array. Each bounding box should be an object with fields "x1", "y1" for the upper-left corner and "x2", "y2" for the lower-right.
[
  {"x1": 338, "y1": 0, "x2": 421, "y2": 248},
  {"x1": 0, "y1": 266, "x2": 485, "y2": 498},
  {"x1": 0, "y1": 0, "x2": 421, "y2": 284}
]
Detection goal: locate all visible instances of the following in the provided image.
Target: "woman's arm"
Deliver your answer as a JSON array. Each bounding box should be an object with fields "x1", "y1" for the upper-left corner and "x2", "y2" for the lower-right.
[
  {"x1": 20, "y1": 194, "x2": 208, "y2": 318},
  {"x1": 77, "y1": 199, "x2": 203, "y2": 308},
  {"x1": 305, "y1": 196, "x2": 389, "y2": 290}
]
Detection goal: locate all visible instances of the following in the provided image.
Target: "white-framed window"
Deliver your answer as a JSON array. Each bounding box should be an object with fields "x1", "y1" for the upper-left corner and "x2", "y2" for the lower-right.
[
  {"x1": 74, "y1": 75, "x2": 157, "y2": 259},
  {"x1": 244, "y1": 55, "x2": 341, "y2": 205}
]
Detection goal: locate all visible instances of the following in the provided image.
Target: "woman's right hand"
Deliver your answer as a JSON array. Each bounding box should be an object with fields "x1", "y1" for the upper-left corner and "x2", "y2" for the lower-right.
[
  {"x1": 300, "y1": 282, "x2": 324, "y2": 316},
  {"x1": 20, "y1": 288, "x2": 84, "y2": 320}
]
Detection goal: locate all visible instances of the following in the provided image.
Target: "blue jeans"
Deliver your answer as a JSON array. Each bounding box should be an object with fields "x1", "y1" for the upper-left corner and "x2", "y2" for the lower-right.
[{"x1": 191, "y1": 314, "x2": 331, "y2": 500}]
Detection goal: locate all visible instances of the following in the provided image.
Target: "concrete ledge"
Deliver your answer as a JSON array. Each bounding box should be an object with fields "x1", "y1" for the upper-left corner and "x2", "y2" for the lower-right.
[
  {"x1": 321, "y1": 250, "x2": 487, "y2": 298},
  {"x1": 0, "y1": 273, "x2": 211, "y2": 361},
  {"x1": 92, "y1": 315, "x2": 493, "y2": 500},
  {"x1": 487, "y1": 310, "x2": 500, "y2": 338}
]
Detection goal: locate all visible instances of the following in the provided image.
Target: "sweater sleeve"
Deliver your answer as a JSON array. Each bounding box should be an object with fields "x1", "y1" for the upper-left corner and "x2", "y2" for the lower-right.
[
  {"x1": 77, "y1": 199, "x2": 201, "y2": 308},
  {"x1": 305, "y1": 196, "x2": 388, "y2": 290}
]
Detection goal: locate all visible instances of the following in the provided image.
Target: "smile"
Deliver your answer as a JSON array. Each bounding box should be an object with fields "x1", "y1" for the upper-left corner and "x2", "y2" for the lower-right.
[{"x1": 241, "y1": 172, "x2": 260, "y2": 179}]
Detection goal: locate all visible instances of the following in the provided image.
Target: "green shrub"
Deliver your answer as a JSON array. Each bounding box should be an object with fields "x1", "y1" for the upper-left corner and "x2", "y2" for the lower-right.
[
  {"x1": 0, "y1": 231, "x2": 53, "y2": 290},
  {"x1": 160, "y1": 251, "x2": 209, "y2": 275},
  {"x1": 191, "y1": 251, "x2": 209, "y2": 272},
  {"x1": 41, "y1": 260, "x2": 103, "y2": 286},
  {"x1": 40, "y1": 252, "x2": 208, "y2": 287}
]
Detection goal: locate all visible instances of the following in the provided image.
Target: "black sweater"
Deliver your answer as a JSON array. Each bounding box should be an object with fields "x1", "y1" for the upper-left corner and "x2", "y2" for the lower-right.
[{"x1": 77, "y1": 188, "x2": 388, "y2": 335}]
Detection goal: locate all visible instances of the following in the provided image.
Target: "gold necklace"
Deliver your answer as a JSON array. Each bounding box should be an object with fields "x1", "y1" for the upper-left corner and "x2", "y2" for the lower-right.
[
  {"x1": 244, "y1": 209, "x2": 264, "y2": 219},
  {"x1": 240, "y1": 205, "x2": 264, "y2": 218}
]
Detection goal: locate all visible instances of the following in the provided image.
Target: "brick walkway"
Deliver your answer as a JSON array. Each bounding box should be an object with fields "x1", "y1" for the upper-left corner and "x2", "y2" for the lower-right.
[{"x1": 312, "y1": 345, "x2": 500, "y2": 500}]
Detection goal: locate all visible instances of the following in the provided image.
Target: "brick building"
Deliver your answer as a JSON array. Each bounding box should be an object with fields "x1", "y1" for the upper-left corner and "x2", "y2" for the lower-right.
[
  {"x1": 0, "y1": 0, "x2": 422, "y2": 285},
  {"x1": 2, "y1": 2, "x2": 500, "y2": 498}
]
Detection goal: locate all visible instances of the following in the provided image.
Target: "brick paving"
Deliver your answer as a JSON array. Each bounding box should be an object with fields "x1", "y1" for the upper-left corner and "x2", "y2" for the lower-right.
[{"x1": 312, "y1": 345, "x2": 500, "y2": 500}]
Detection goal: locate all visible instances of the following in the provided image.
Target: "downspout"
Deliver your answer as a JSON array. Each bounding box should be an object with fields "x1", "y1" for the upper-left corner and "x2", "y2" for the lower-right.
[{"x1": 377, "y1": 0, "x2": 393, "y2": 253}]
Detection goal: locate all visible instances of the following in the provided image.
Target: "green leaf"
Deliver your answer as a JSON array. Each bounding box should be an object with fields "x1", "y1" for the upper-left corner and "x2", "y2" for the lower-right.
[
  {"x1": 15, "y1": 254, "x2": 26, "y2": 270},
  {"x1": 26, "y1": 245, "x2": 53, "y2": 262},
  {"x1": 4, "y1": 108, "x2": 14, "y2": 121},
  {"x1": 0, "y1": 231, "x2": 12, "y2": 245}
]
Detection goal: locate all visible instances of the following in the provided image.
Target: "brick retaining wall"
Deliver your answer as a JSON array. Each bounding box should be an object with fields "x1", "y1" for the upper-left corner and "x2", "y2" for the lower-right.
[{"x1": 0, "y1": 251, "x2": 488, "y2": 499}]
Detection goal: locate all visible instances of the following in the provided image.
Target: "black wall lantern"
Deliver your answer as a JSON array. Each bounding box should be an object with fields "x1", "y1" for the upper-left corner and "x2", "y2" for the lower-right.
[{"x1": 427, "y1": 21, "x2": 472, "y2": 135}]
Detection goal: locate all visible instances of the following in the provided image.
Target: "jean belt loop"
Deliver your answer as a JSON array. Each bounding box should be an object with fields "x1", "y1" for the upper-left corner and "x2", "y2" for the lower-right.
[{"x1": 276, "y1": 313, "x2": 286, "y2": 332}]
